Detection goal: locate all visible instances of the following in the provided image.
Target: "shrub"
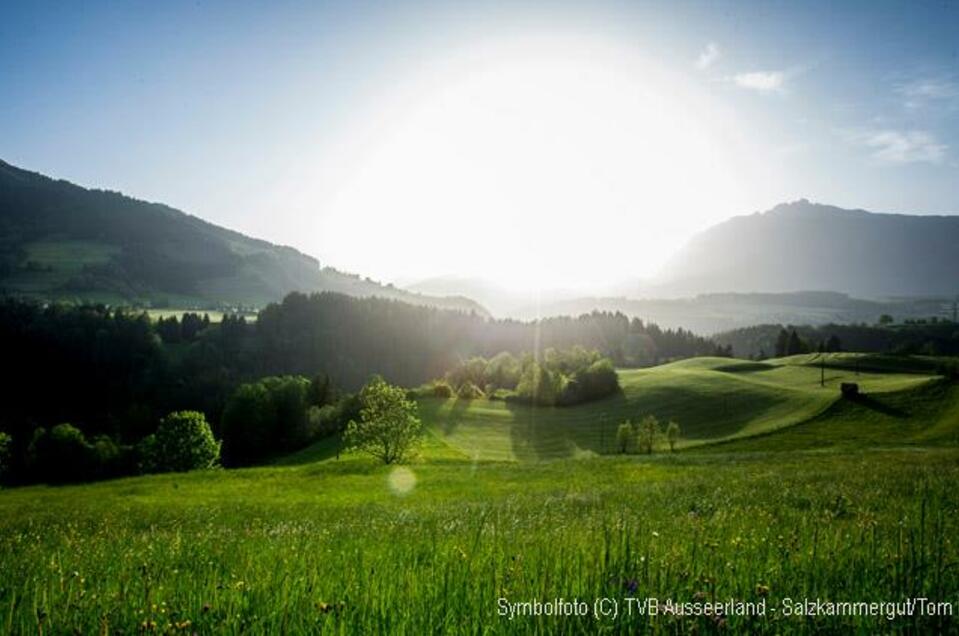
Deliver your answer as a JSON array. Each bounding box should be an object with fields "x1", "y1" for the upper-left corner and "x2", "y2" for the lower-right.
[
  {"x1": 515, "y1": 362, "x2": 560, "y2": 406},
  {"x1": 221, "y1": 376, "x2": 325, "y2": 466},
  {"x1": 89, "y1": 435, "x2": 137, "y2": 479},
  {"x1": 432, "y1": 380, "x2": 454, "y2": 398},
  {"x1": 456, "y1": 381, "x2": 485, "y2": 400},
  {"x1": 143, "y1": 411, "x2": 220, "y2": 473},
  {"x1": 28, "y1": 424, "x2": 94, "y2": 483},
  {"x1": 221, "y1": 382, "x2": 276, "y2": 465},
  {"x1": 637, "y1": 415, "x2": 661, "y2": 454}
]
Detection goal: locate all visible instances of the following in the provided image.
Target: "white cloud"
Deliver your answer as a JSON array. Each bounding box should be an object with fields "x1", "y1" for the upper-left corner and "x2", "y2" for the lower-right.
[
  {"x1": 895, "y1": 76, "x2": 958, "y2": 109},
  {"x1": 850, "y1": 129, "x2": 947, "y2": 165},
  {"x1": 696, "y1": 42, "x2": 720, "y2": 69},
  {"x1": 732, "y1": 70, "x2": 785, "y2": 94}
]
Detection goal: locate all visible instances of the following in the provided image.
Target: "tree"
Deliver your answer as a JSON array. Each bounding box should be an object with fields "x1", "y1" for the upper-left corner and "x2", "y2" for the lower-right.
[
  {"x1": 221, "y1": 382, "x2": 276, "y2": 466},
  {"x1": 878, "y1": 314, "x2": 894, "y2": 326},
  {"x1": 637, "y1": 415, "x2": 661, "y2": 454},
  {"x1": 515, "y1": 361, "x2": 559, "y2": 406},
  {"x1": 142, "y1": 411, "x2": 220, "y2": 473},
  {"x1": 345, "y1": 376, "x2": 422, "y2": 464},
  {"x1": 616, "y1": 421, "x2": 635, "y2": 454},
  {"x1": 825, "y1": 334, "x2": 842, "y2": 353},
  {"x1": 774, "y1": 328, "x2": 790, "y2": 357},
  {"x1": 665, "y1": 421, "x2": 680, "y2": 452},
  {"x1": 786, "y1": 329, "x2": 806, "y2": 356},
  {"x1": 309, "y1": 373, "x2": 334, "y2": 407},
  {"x1": 0, "y1": 432, "x2": 10, "y2": 480}
]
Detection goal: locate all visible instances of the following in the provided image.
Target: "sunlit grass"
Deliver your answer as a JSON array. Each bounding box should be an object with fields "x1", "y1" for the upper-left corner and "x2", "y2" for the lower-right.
[
  {"x1": 1, "y1": 450, "x2": 957, "y2": 633},
  {"x1": 417, "y1": 355, "x2": 942, "y2": 460}
]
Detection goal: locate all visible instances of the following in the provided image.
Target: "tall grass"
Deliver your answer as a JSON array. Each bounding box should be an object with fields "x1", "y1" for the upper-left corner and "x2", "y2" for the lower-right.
[{"x1": 1, "y1": 449, "x2": 956, "y2": 633}]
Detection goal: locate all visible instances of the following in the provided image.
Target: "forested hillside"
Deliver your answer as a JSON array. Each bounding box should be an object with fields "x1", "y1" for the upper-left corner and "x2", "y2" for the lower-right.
[
  {"x1": 0, "y1": 292, "x2": 720, "y2": 480},
  {"x1": 715, "y1": 320, "x2": 959, "y2": 360},
  {"x1": 0, "y1": 159, "x2": 484, "y2": 313}
]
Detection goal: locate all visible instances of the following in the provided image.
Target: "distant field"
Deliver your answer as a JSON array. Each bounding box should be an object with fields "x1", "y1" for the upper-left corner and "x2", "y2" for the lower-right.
[
  {"x1": 144, "y1": 309, "x2": 258, "y2": 323},
  {"x1": 5, "y1": 239, "x2": 120, "y2": 292},
  {"x1": 416, "y1": 354, "x2": 944, "y2": 461}
]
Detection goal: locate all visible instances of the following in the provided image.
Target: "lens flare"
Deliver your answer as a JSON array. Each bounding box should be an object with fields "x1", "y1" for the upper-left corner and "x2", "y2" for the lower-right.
[{"x1": 388, "y1": 466, "x2": 417, "y2": 496}]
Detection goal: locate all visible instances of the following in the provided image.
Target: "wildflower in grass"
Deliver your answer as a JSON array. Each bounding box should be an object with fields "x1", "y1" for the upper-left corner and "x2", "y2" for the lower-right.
[{"x1": 755, "y1": 584, "x2": 769, "y2": 597}]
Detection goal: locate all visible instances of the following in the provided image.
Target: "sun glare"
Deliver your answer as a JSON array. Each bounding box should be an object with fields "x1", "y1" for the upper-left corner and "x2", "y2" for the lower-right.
[{"x1": 320, "y1": 35, "x2": 748, "y2": 290}]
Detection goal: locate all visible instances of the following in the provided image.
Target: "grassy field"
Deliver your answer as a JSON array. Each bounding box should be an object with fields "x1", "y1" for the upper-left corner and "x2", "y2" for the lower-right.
[
  {"x1": 416, "y1": 354, "x2": 944, "y2": 460},
  {"x1": 1, "y1": 354, "x2": 957, "y2": 634},
  {"x1": 144, "y1": 309, "x2": 258, "y2": 323}
]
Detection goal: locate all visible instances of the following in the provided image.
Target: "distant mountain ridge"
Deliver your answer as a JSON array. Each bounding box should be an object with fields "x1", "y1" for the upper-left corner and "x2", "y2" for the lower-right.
[
  {"x1": 656, "y1": 199, "x2": 959, "y2": 298},
  {"x1": 0, "y1": 159, "x2": 487, "y2": 314}
]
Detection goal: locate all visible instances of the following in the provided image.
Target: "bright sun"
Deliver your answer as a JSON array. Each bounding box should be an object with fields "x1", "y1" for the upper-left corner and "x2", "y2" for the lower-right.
[{"x1": 319, "y1": 34, "x2": 749, "y2": 291}]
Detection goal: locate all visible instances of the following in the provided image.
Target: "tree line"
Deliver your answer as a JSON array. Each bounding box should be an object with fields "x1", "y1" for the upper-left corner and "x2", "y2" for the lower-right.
[
  {"x1": 715, "y1": 321, "x2": 959, "y2": 362},
  {"x1": 434, "y1": 346, "x2": 620, "y2": 406},
  {"x1": 0, "y1": 292, "x2": 722, "y2": 483}
]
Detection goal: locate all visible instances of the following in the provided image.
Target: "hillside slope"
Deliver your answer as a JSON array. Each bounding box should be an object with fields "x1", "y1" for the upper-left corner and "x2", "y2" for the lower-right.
[
  {"x1": 657, "y1": 199, "x2": 959, "y2": 298},
  {"x1": 0, "y1": 159, "x2": 486, "y2": 313},
  {"x1": 412, "y1": 354, "x2": 943, "y2": 461}
]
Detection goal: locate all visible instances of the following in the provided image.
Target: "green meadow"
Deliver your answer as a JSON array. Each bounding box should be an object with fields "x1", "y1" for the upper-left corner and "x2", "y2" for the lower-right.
[{"x1": 2, "y1": 354, "x2": 958, "y2": 633}]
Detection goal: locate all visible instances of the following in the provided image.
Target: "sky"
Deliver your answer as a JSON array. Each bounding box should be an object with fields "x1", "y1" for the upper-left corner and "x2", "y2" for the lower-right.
[{"x1": 2, "y1": 0, "x2": 958, "y2": 291}]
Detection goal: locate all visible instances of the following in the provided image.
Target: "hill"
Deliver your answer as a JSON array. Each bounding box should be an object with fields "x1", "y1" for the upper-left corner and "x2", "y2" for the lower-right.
[
  {"x1": 656, "y1": 199, "x2": 959, "y2": 298},
  {"x1": 0, "y1": 159, "x2": 486, "y2": 313},
  {"x1": 285, "y1": 353, "x2": 951, "y2": 463}
]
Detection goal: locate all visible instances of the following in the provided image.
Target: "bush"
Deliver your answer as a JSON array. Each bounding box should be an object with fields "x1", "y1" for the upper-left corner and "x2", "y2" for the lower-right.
[
  {"x1": 637, "y1": 415, "x2": 661, "y2": 454},
  {"x1": 221, "y1": 376, "x2": 329, "y2": 466},
  {"x1": 456, "y1": 381, "x2": 485, "y2": 400},
  {"x1": 432, "y1": 380, "x2": 454, "y2": 398},
  {"x1": 515, "y1": 362, "x2": 561, "y2": 406},
  {"x1": 142, "y1": 411, "x2": 220, "y2": 473},
  {"x1": 28, "y1": 424, "x2": 94, "y2": 483},
  {"x1": 221, "y1": 382, "x2": 276, "y2": 466}
]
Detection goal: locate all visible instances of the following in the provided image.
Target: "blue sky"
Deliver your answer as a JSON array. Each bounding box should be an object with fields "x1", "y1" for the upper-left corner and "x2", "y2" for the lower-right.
[{"x1": 2, "y1": 1, "x2": 958, "y2": 286}]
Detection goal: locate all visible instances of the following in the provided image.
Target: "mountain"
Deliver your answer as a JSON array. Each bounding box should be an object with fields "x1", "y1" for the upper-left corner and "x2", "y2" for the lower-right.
[
  {"x1": 500, "y1": 291, "x2": 952, "y2": 335},
  {"x1": 656, "y1": 199, "x2": 959, "y2": 298},
  {"x1": 0, "y1": 159, "x2": 487, "y2": 314}
]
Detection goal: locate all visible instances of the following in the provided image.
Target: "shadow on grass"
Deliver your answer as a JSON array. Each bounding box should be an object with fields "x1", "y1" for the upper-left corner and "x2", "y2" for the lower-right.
[
  {"x1": 505, "y1": 392, "x2": 631, "y2": 461},
  {"x1": 849, "y1": 394, "x2": 909, "y2": 418}
]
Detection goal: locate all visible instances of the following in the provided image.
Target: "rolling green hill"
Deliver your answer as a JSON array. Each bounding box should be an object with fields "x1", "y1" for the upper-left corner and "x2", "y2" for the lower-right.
[
  {"x1": 409, "y1": 354, "x2": 951, "y2": 461},
  {"x1": 3, "y1": 354, "x2": 958, "y2": 633},
  {"x1": 0, "y1": 159, "x2": 487, "y2": 313}
]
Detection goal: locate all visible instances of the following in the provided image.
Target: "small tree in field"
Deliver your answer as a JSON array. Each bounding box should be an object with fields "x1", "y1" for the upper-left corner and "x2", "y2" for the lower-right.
[
  {"x1": 665, "y1": 421, "x2": 680, "y2": 452},
  {"x1": 616, "y1": 421, "x2": 635, "y2": 454},
  {"x1": 345, "y1": 376, "x2": 422, "y2": 464},
  {"x1": 143, "y1": 411, "x2": 220, "y2": 473},
  {"x1": 637, "y1": 415, "x2": 661, "y2": 455}
]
